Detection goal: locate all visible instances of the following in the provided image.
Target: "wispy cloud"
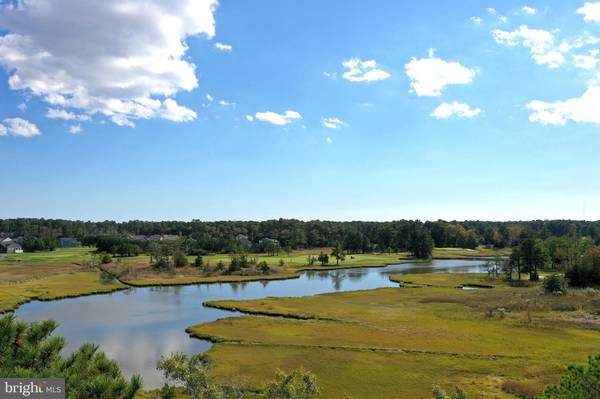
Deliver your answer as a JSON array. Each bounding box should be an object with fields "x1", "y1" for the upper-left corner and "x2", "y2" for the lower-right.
[
  {"x1": 322, "y1": 117, "x2": 347, "y2": 129},
  {"x1": 214, "y1": 42, "x2": 233, "y2": 52}
]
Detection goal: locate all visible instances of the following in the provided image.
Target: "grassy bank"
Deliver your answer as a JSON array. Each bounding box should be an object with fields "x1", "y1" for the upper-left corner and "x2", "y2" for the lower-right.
[
  {"x1": 188, "y1": 273, "x2": 599, "y2": 398},
  {"x1": 0, "y1": 272, "x2": 127, "y2": 313}
]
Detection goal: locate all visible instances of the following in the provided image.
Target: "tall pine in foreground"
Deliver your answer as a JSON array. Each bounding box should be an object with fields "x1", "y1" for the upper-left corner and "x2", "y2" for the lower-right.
[{"x1": 0, "y1": 314, "x2": 141, "y2": 399}]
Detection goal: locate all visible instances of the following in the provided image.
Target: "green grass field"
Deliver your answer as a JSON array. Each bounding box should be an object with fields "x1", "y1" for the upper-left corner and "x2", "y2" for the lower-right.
[{"x1": 188, "y1": 273, "x2": 600, "y2": 398}]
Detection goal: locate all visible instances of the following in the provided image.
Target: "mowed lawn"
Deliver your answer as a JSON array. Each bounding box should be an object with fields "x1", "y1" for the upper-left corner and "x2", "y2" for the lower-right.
[{"x1": 188, "y1": 274, "x2": 600, "y2": 399}]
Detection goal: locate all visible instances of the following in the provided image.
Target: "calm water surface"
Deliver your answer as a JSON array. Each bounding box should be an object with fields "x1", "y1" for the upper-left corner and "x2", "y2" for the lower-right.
[{"x1": 15, "y1": 259, "x2": 488, "y2": 387}]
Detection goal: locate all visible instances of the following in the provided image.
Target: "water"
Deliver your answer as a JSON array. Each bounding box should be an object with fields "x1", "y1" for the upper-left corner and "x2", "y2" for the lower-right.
[{"x1": 15, "y1": 259, "x2": 488, "y2": 387}]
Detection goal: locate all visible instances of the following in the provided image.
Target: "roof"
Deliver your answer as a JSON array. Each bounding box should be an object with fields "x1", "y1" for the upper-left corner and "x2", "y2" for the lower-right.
[{"x1": 0, "y1": 241, "x2": 22, "y2": 250}]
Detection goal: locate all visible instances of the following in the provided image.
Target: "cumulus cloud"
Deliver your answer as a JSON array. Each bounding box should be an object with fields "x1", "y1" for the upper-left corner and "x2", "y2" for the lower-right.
[
  {"x1": 46, "y1": 108, "x2": 91, "y2": 121},
  {"x1": 160, "y1": 98, "x2": 197, "y2": 122},
  {"x1": 322, "y1": 117, "x2": 347, "y2": 129},
  {"x1": 206, "y1": 94, "x2": 214, "y2": 102},
  {"x1": 214, "y1": 42, "x2": 232, "y2": 52},
  {"x1": 341, "y1": 58, "x2": 390, "y2": 82},
  {"x1": 254, "y1": 110, "x2": 301, "y2": 126},
  {"x1": 245, "y1": 114, "x2": 254, "y2": 122},
  {"x1": 325, "y1": 137, "x2": 332, "y2": 144},
  {"x1": 573, "y1": 51, "x2": 600, "y2": 69},
  {"x1": 405, "y1": 51, "x2": 476, "y2": 96},
  {"x1": 527, "y1": 85, "x2": 600, "y2": 125},
  {"x1": 470, "y1": 16, "x2": 483, "y2": 25},
  {"x1": 522, "y1": 6, "x2": 537, "y2": 15},
  {"x1": 0, "y1": 0, "x2": 217, "y2": 127},
  {"x1": 492, "y1": 25, "x2": 565, "y2": 68},
  {"x1": 2, "y1": 117, "x2": 40, "y2": 137},
  {"x1": 68, "y1": 124, "x2": 82, "y2": 134},
  {"x1": 431, "y1": 102, "x2": 481, "y2": 119},
  {"x1": 578, "y1": 2, "x2": 600, "y2": 22}
]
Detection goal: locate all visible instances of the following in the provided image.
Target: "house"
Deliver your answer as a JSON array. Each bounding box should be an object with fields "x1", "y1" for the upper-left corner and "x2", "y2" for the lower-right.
[
  {"x1": 0, "y1": 239, "x2": 23, "y2": 254},
  {"x1": 147, "y1": 234, "x2": 181, "y2": 242},
  {"x1": 259, "y1": 237, "x2": 280, "y2": 246},
  {"x1": 58, "y1": 237, "x2": 82, "y2": 248},
  {"x1": 128, "y1": 234, "x2": 148, "y2": 242},
  {"x1": 235, "y1": 234, "x2": 252, "y2": 247}
]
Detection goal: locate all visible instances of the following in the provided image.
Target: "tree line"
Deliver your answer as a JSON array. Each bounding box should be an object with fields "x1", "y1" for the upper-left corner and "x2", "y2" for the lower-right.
[{"x1": 3, "y1": 218, "x2": 600, "y2": 253}]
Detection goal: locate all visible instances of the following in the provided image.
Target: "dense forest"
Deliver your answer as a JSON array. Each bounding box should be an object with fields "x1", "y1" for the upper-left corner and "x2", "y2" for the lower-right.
[{"x1": 2, "y1": 218, "x2": 600, "y2": 253}]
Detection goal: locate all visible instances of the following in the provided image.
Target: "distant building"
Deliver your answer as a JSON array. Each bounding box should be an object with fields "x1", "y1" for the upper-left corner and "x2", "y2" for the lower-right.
[
  {"x1": 58, "y1": 237, "x2": 82, "y2": 248},
  {"x1": 147, "y1": 234, "x2": 181, "y2": 242},
  {"x1": 128, "y1": 234, "x2": 148, "y2": 242},
  {"x1": 259, "y1": 237, "x2": 280, "y2": 246},
  {"x1": 0, "y1": 239, "x2": 23, "y2": 253},
  {"x1": 235, "y1": 234, "x2": 252, "y2": 247}
]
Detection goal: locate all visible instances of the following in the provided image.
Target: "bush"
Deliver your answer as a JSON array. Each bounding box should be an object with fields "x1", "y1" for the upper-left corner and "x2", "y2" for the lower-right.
[
  {"x1": 279, "y1": 259, "x2": 285, "y2": 267},
  {"x1": 543, "y1": 274, "x2": 566, "y2": 294},
  {"x1": 193, "y1": 255, "x2": 203, "y2": 267},
  {"x1": 101, "y1": 254, "x2": 113, "y2": 264},
  {"x1": 540, "y1": 355, "x2": 600, "y2": 398},
  {"x1": 258, "y1": 261, "x2": 270, "y2": 274},
  {"x1": 173, "y1": 252, "x2": 188, "y2": 268}
]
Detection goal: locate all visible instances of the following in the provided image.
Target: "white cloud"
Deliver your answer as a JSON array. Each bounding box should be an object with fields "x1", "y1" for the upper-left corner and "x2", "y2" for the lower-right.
[
  {"x1": 160, "y1": 98, "x2": 197, "y2": 122},
  {"x1": 431, "y1": 102, "x2": 482, "y2": 119},
  {"x1": 68, "y1": 124, "x2": 82, "y2": 134},
  {"x1": 46, "y1": 108, "x2": 91, "y2": 121},
  {"x1": 522, "y1": 6, "x2": 537, "y2": 15},
  {"x1": 487, "y1": 8, "x2": 497, "y2": 14},
  {"x1": 527, "y1": 84, "x2": 600, "y2": 125},
  {"x1": 321, "y1": 117, "x2": 347, "y2": 129},
  {"x1": 2, "y1": 117, "x2": 40, "y2": 137},
  {"x1": 325, "y1": 137, "x2": 332, "y2": 144},
  {"x1": 470, "y1": 16, "x2": 483, "y2": 25},
  {"x1": 0, "y1": 0, "x2": 217, "y2": 127},
  {"x1": 578, "y1": 2, "x2": 600, "y2": 22},
  {"x1": 498, "y1": 16, "x2": 508, "y2": 24},
  {"x1": 219, "y1": 100, "x2": 235, "y2": 107},
  {"x1": 206, "y1": 94, "x2": 214, "y2": 102},
  {"x1": 245, "y1": 114, "x2": 254, "y2": 122},
  {"x1": 17, "y1": 103, "x2": 26, "y2": 111},
  {"x1": 405, "y1": 52, "x2": 476, "y2": 96},
  {"x1": 341, "y1": 58, "x2": 390, "y2": 82},
  {"x1": 492, "y1": 25, "x2": 564, "y2": 68},
  {"x1": 0, "y1": 123, "x2": 6, "y2": 136},
  {"x1": 532, "y1": 50, "x2": 565, "y2": 69},
  {"x1": 254, "y1": 110, "x2": 301, "y2": 126},
  {"x1": 323, "y1": 71, "x2": 338, "y2": 80},
  {"x1": 573, "y1": 52, "x2": 600, "y2": 69},
  {"x1": 214, "y1": 42, "x2": 232, "y2": 52}
]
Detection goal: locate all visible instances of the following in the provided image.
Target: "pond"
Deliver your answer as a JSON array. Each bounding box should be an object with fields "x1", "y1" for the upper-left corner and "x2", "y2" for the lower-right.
[{"x1": 15, "y1": 259, "x2": 488, "y2": 387}]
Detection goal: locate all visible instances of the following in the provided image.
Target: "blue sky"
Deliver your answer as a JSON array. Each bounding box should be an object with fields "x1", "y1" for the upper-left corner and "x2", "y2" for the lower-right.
[{"x1": 1, "y1": 0, "x2": 599, "y2": 221}]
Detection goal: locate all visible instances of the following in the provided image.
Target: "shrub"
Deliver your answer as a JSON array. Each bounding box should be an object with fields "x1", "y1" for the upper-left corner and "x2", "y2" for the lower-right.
[
  {"x1": 258, "y1": 261, "x2": 270, "y2": 274},
  {"x1": 101, "y1": 254, "x2": 113, "y2": 264},
  {"x1": 543, "y1": 274, "x2": 566, "y2": 294},
  {"x1": 173, "y1": 251, "x2": 188, "y2": 268},
  {"x1": 540, "y1": 355, "x2": 600, "y2": 398},
  {"x1": 279, "y1": 259, "x2": 285, "y2": 267},
  {"x1": 193, "y1": 255, "x2": 203, "y2": 267}
]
